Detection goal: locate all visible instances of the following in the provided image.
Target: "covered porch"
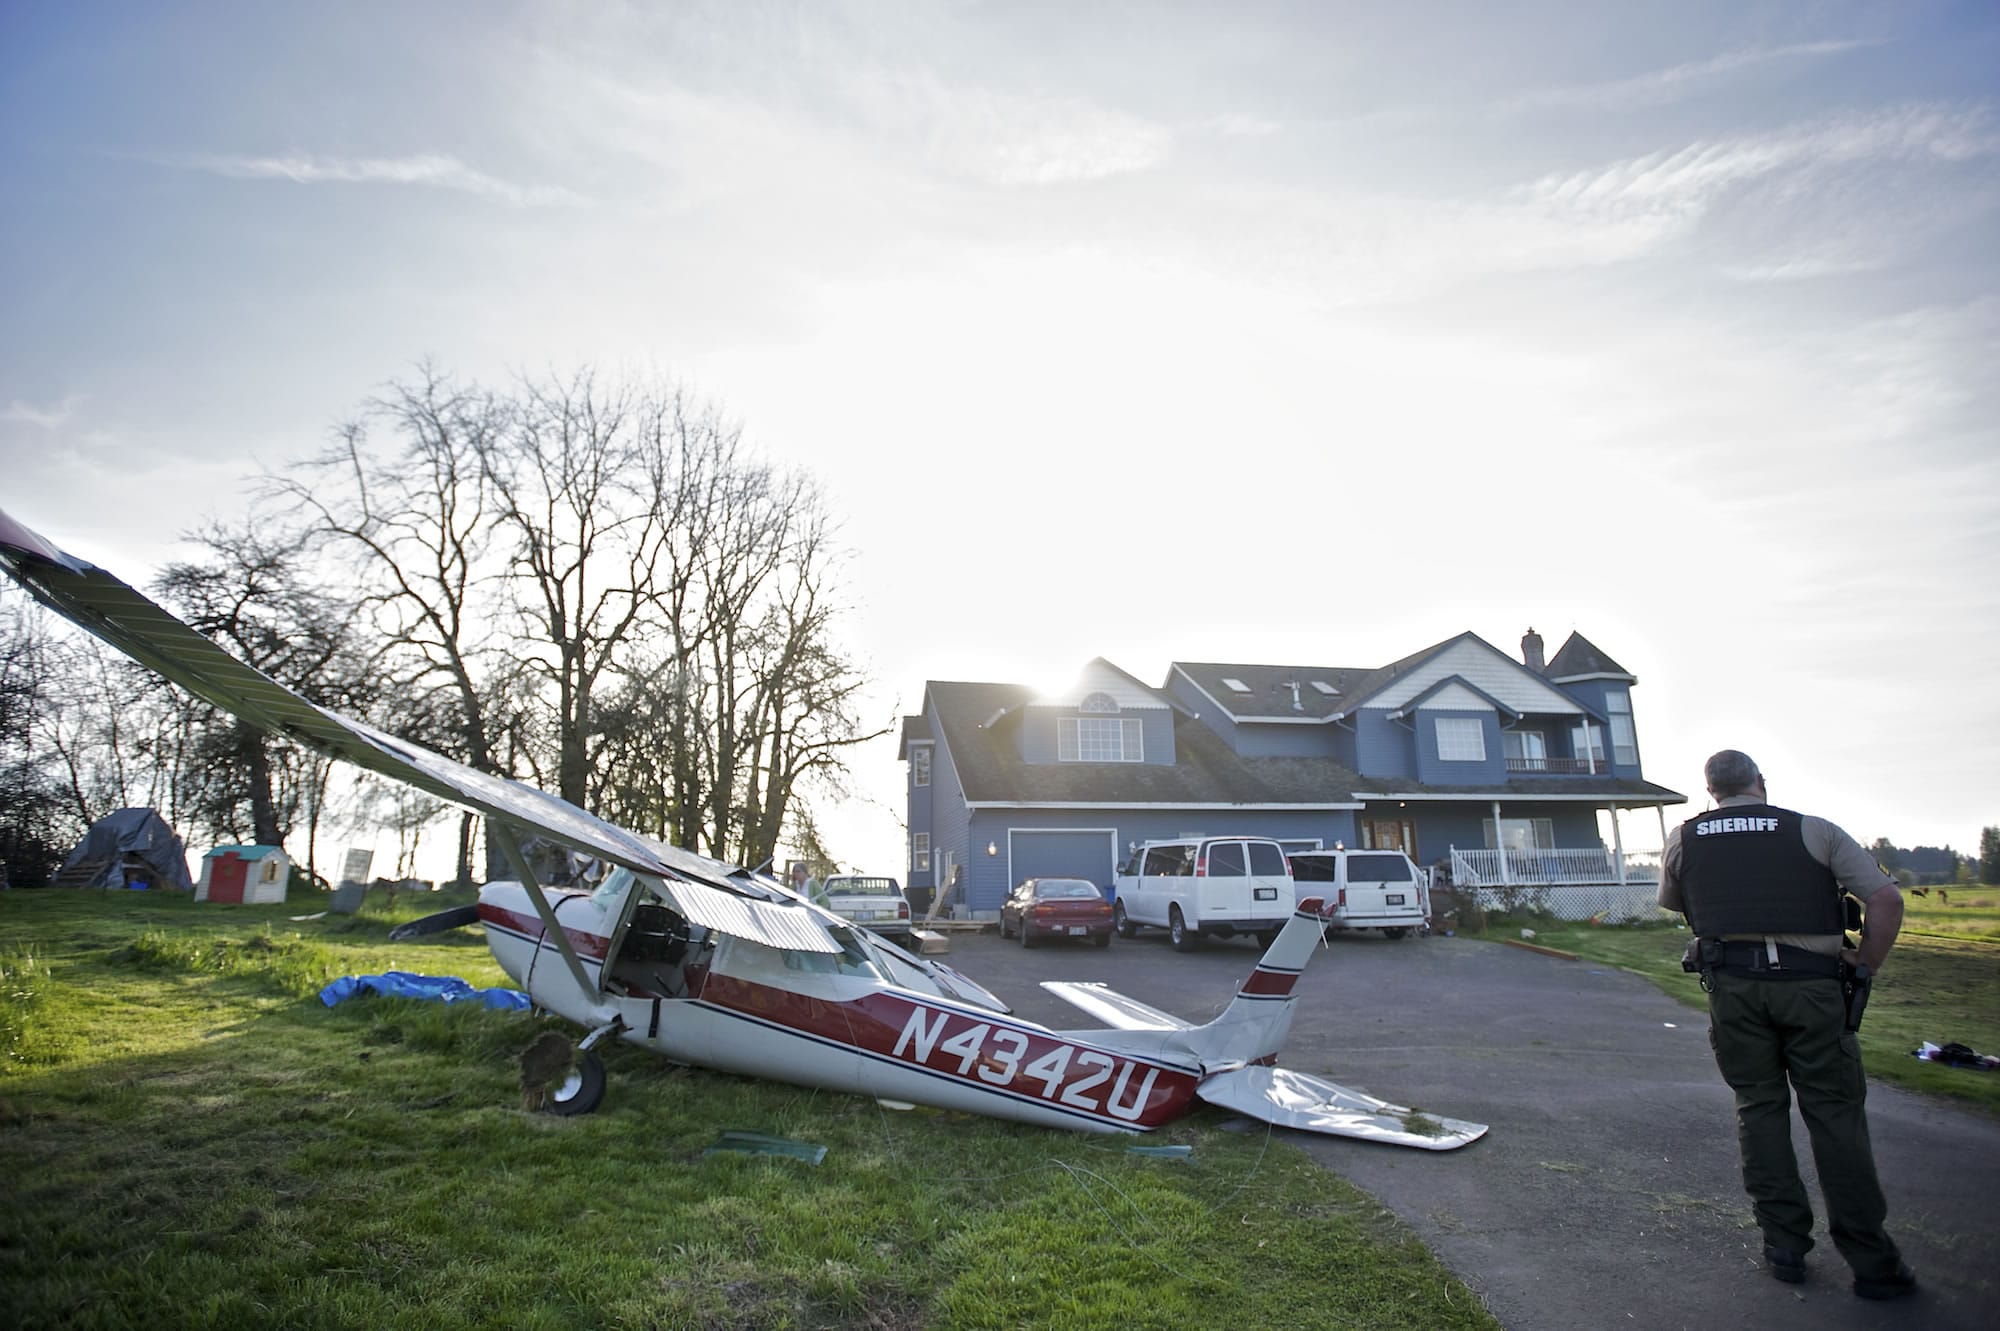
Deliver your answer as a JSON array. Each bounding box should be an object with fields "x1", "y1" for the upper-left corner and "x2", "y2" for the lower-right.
[{"x1": 1444, "y1": 794, "x2": 1680, "y2": 922}]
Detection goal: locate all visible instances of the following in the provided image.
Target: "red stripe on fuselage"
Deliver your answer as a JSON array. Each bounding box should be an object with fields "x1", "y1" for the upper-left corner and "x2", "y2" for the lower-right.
[
  {"x1": 1239, "y1": 967, "x2": 1300, "y2": 997},
  {"x1": 476, "y1": 901, "x2": 611, "y2": 962},
  {"x1": 698, "y1": 972, "x2": 1202, "y2": 1129}
]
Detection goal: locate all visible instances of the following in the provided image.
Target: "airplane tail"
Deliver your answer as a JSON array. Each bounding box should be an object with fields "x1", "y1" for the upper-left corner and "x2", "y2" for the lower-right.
[
  {"x1": 1174, "y1": 895, "x2": 1331, "y2": 1069},
  {"x1": 1046, "y1": 897, "x2": 1332, "y2": 1069}
]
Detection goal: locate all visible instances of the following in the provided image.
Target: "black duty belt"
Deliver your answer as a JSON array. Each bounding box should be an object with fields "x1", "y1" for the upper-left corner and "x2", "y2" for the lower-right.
[{"x1": 1706, "y1": 940, "x2": 1842, "y2": 979}]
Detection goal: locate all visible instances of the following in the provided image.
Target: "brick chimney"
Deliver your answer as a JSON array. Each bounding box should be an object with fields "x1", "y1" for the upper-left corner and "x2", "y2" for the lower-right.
[{"x1": 1521, "y1": 627, "x2": 1545, "y2": 672}]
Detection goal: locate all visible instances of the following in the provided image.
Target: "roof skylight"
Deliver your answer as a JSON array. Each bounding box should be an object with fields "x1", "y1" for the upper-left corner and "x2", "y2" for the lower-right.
[
  {"x1": 1222, "y1": 677, "x2": 1251, "y2": 693},
  {"x1": 1311, "y1": 680, "x2": 1339, "y2": 695}
]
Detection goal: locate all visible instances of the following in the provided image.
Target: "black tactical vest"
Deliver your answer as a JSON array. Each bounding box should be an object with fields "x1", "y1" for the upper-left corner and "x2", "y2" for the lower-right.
[{"x1": 1678, "y1": 803, "x2": 1843, "y2": 937}]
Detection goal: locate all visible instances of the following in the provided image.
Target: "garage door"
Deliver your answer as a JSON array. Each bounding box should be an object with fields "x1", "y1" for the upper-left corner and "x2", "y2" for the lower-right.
[{"x1": 1008, "y1": 830, "x2": 1117, "y2": 896}]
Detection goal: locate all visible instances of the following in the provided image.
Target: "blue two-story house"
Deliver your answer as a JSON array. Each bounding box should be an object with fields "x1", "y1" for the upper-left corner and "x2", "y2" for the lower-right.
[{"x1": 900, "y1": 630, "x2": 1684, "y2": 919}]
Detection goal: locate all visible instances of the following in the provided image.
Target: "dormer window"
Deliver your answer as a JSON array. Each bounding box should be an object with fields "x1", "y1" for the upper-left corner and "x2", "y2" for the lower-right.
[
  {"x1": 911, "y1": 746, "x2": 931, "y2": 787},
  {"x1": 1079, "y1": 692, "x2": 1119, "y2": 713},
  {"x1": 1058, "y1": 716, "x2": 1143, "y2": 762}
]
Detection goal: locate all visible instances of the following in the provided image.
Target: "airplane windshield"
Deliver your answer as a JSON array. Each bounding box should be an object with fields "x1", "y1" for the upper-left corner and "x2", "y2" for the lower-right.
[{"x1": 591, "y1": 865, "x2": 635, "y2": 908}]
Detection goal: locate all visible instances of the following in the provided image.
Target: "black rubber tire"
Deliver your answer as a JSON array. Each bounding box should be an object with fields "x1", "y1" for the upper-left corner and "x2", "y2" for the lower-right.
[
  {"x1": 545, "y1": 1049, "x2": 606, "y2": 1117},
  {"x1": 1170, "y1": 907, "x2": 1198, "y2": 953},
  {"x1": 1384, "y1": 927, "x2": 1410, "y2": 940},
  {"x1": 1114, "y1": 902, "x2": 1138, "y2": 939},
  {"x1": 386, "y1": 904, "x2": 481, "y2": 941},
  {"x1": 1020, "y1": 918, "x2": 1036, "y2": 948},
  {"x1": 1256, "y1": 930, "x2": 1279, "y2": 950},
  {"x1": 1000, "y1": 912, "x2": 1015, "y2": 939},
  {"x1": 1093, "y1": 931, "x2": 1111, "y2": 948}
]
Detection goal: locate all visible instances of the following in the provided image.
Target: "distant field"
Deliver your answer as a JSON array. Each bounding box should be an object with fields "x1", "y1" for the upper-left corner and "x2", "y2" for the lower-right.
[
  {"x1": 1901, "y1": 889, "x2": 2000, "y2": 941},
  {"x1": 1476, "y1": 897, "x2": 2000, "y2": 1114},
  {"x1": 0, "y1": 888, "x2": 1496, "y2": 1331}
]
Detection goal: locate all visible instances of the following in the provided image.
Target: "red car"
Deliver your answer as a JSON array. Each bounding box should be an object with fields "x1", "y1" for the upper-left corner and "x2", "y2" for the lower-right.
[{"x1": 1000, "y1": 877, "x2": 1114, "y2": 948}]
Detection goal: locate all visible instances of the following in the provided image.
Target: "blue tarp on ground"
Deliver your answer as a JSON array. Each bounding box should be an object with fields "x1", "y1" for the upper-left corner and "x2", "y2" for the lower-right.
[{"x1": 319, "y1": 971, "x2": 531, "y2": 1010}]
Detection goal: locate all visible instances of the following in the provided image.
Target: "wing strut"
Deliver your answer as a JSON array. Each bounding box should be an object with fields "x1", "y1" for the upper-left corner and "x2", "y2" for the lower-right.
[{"x1": 490, "y1": 821, "x2": 599, "y2": 1002}]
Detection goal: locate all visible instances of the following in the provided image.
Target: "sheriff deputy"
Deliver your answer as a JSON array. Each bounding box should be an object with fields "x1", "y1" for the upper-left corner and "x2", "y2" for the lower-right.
[{"x1": 1657, "y1": 748, "x2": 1915, "y2": 1301}]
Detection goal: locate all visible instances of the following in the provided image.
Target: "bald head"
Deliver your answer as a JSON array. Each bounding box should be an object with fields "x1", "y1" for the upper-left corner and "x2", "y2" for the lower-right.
[{"x1": 1704, "y1": 749, "x2": 1762, "y2": 799}]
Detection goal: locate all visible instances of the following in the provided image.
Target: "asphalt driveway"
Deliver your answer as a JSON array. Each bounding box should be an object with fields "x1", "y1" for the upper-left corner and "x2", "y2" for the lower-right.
[{"x1": 940, "y1": 927, "x2": 1998, "y2": 1330}]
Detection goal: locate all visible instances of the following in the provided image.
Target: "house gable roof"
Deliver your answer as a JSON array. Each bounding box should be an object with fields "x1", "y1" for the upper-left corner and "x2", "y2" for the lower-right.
[
  {"x1": 1339, "y1": 633, "x2": 1584, "y2": 718},
  {"x1": 1390, "y1": 675, "x2": 1521, "y2": 721},
  {"x1": 1544, "y1": 632, "x2": 1638, "y2": 683},
  {"x1": 1029, "y1": 657, "x2": 1175, "y2": 712},
  {"x1": 926, "y1": 678, "x2": 1364, "y2": 808}
]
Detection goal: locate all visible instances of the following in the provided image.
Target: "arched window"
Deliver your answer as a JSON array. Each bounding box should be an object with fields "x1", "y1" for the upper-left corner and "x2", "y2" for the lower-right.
[{"x1": 1079, "y1": 691, "x2": 1119, "y2": 713}]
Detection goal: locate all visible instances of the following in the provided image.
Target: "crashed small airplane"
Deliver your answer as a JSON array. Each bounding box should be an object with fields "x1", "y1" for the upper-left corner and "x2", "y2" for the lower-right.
[{"x1": 0, "y1": 508, "x2": 1485, "y2": 1150}]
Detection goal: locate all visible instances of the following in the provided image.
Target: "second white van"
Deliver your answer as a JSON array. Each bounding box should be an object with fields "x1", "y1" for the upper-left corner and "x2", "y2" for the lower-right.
[
  {"x1": 1288, "y1": 849, "x2": 1428, "y2": 939},
  {"x1": 1112, "y1": 837, "x2": 1294, "y2": 951}
]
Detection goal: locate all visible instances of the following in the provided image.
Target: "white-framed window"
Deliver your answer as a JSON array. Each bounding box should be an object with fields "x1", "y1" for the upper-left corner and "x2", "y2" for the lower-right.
[
  {"x1": 1435, "y1": 716, "x2": 1486, "y2": 762},
  {"x1": 1080, "y1": 692, "x2": 1118, "y2": 713},
  {"x1": 1606, "y1": 690, "x2": 1637, "y2": 766},
  {"x1": 1222, "y1": 677, "x2": 1251, "y2": 693},
  {"x1": 911, "y1": 833, "x2": 930, "y2": 872},
  {"x1": 1058, "y1": 716, "x2": 1143, "y2": 762},
  {"x1": 1483, "y1": 817, "x2": 1555, "y2": 851},
  {"x1": 1572, "y1": 722, "x2": 1606, "y2": 772},
  {"x1": 1502, "y1": 730, "x2": 1547, "y2": 770},
  {"x1": 911, "y1": 746, "x2": 930, "y2": 787}
]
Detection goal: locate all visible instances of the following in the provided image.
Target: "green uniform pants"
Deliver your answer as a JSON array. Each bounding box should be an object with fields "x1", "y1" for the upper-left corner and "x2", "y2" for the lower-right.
[{"x1": 1706, "y1": 970, "x2": 1902, "y2": 1279}]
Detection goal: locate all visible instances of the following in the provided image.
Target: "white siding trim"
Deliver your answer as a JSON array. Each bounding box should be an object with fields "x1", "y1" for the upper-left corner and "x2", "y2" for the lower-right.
[
  {"x1": 1415, "y1": 682, "x2": 1496, "y2": 712},
  {"x1": 1369, "y1": 639, "x2": 1583, "y2": 716}
]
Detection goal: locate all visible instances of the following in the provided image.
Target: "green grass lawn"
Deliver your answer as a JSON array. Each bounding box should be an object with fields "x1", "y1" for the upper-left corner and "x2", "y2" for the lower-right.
[
  {"x1": 1472, "y1": 893, "x2": 2000, "y2": 1114},
  {"x1": 1, "y1": 889, "x2": 1497, "y2": 1331}
]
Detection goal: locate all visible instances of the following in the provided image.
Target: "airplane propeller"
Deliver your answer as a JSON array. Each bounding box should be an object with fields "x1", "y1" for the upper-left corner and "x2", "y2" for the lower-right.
[{"x1": 387, "y1": 905, "x2": 483, "y2": 941}]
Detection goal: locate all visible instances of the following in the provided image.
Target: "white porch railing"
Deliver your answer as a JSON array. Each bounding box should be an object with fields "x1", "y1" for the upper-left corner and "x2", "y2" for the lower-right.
[
  {"x1": 1446, "y1": 847, "x2": 1668, "y2": 923},
  {"x1": 1449, "y1": 847, "x2": 1659, "y2": 888}
]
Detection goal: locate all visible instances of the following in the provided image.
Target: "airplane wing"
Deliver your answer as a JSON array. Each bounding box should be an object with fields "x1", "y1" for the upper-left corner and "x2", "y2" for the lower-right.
[
  {"x1": 1197, "y1": 1065, "x2": 1488, "y2": 1151},
  {"x1": 1040, "y1": 981, "x2": 1194, "y2": 1031},
  {"x1": 0, "y1": 508, "x2": 838, "y2": 954}
]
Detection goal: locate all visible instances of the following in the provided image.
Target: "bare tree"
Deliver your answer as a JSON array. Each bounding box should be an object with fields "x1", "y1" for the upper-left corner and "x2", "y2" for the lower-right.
[
  {"x1": 152, "y1": 519, "x2": 371, "y2": 860},
  {"x1": 0, "y1": 603, "x2": 85, "y2": 884},
  {"x1": 272, "y1": 365, "x2": 515, "y2": 884},
  {"x1": 478, "y1": 368, "x2": 675, "y2": 811}
]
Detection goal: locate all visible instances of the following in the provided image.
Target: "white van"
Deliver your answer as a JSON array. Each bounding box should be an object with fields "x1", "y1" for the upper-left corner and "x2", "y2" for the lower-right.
[
  {"x1": 1288, "y1": 849, "x2": 1428, "y2": 939},
  {"x1": 1111, "y1": 837, "x2": 1294, "y2": 951}
]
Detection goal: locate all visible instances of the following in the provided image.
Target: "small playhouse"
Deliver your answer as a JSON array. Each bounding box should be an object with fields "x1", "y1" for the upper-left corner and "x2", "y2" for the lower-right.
[{"x1": 196, "y1": 845, "x2": 291, "y2": 905}]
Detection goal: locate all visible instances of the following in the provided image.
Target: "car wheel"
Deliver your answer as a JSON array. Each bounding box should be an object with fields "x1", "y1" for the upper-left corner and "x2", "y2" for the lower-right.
[
  {"x1": 545, "y1": 1049, "x2": 605, "y2": 1117},
  {"x1": 1113, "y1": 901, "x2": 1137, "y2": 939},
  {"x1": 1093, "y1": 931, "x2": 1111, "y2": 948},
  {"x1": 999, "y1": 913, "x2": 1014, "y2": 939},
  {"x1": 1255, "y1": 929, "x2": 1279, "y2": 949},
  {"x1": 1020, "y1": 919, "x2": 1036, "y2": 948},
  {"x1": 1170, "y1": 907, "x2": 1198, "y2": 953},
  {"x1": 1384, "y1": 927, "x2": 1410, "y2": 941}
]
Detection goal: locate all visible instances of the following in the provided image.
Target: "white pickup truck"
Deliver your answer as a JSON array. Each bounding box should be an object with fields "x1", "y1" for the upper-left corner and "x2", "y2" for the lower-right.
[{"x1": 1287, "y1": 849, "x2": 1428, "y2": 939}]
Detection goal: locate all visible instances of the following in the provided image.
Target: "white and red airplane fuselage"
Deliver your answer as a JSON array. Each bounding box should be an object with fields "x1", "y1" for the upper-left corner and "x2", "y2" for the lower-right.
[{"x1": 477, "y1": 876, "x2": 1298, "y2": 1134}]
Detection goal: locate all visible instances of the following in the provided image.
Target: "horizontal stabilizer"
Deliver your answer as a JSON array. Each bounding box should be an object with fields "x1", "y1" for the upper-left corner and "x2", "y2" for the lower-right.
[
  {"x1": 1198, "y1": 1065, "x2": 1487, "y2": 1151},
  {"x1": 1041, "y1": 981, "x2": 1194, "y2": 1031}
]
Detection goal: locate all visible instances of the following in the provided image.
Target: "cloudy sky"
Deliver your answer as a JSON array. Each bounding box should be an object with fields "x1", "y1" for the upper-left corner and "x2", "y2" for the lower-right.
[{"x1": 4, "y1": 1, "x2": 1996, "y2": 873}]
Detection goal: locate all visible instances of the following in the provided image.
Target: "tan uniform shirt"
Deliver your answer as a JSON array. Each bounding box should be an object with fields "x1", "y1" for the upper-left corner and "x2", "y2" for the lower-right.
[{"x1": 1658, "y1": 794, "x2": 1894, "y2": 956}]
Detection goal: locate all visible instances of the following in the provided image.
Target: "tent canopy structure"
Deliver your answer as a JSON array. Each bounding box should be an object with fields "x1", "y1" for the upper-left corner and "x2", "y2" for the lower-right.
[{"x1": 56, "y1": 808, "x2": 195, "y2": 891}]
